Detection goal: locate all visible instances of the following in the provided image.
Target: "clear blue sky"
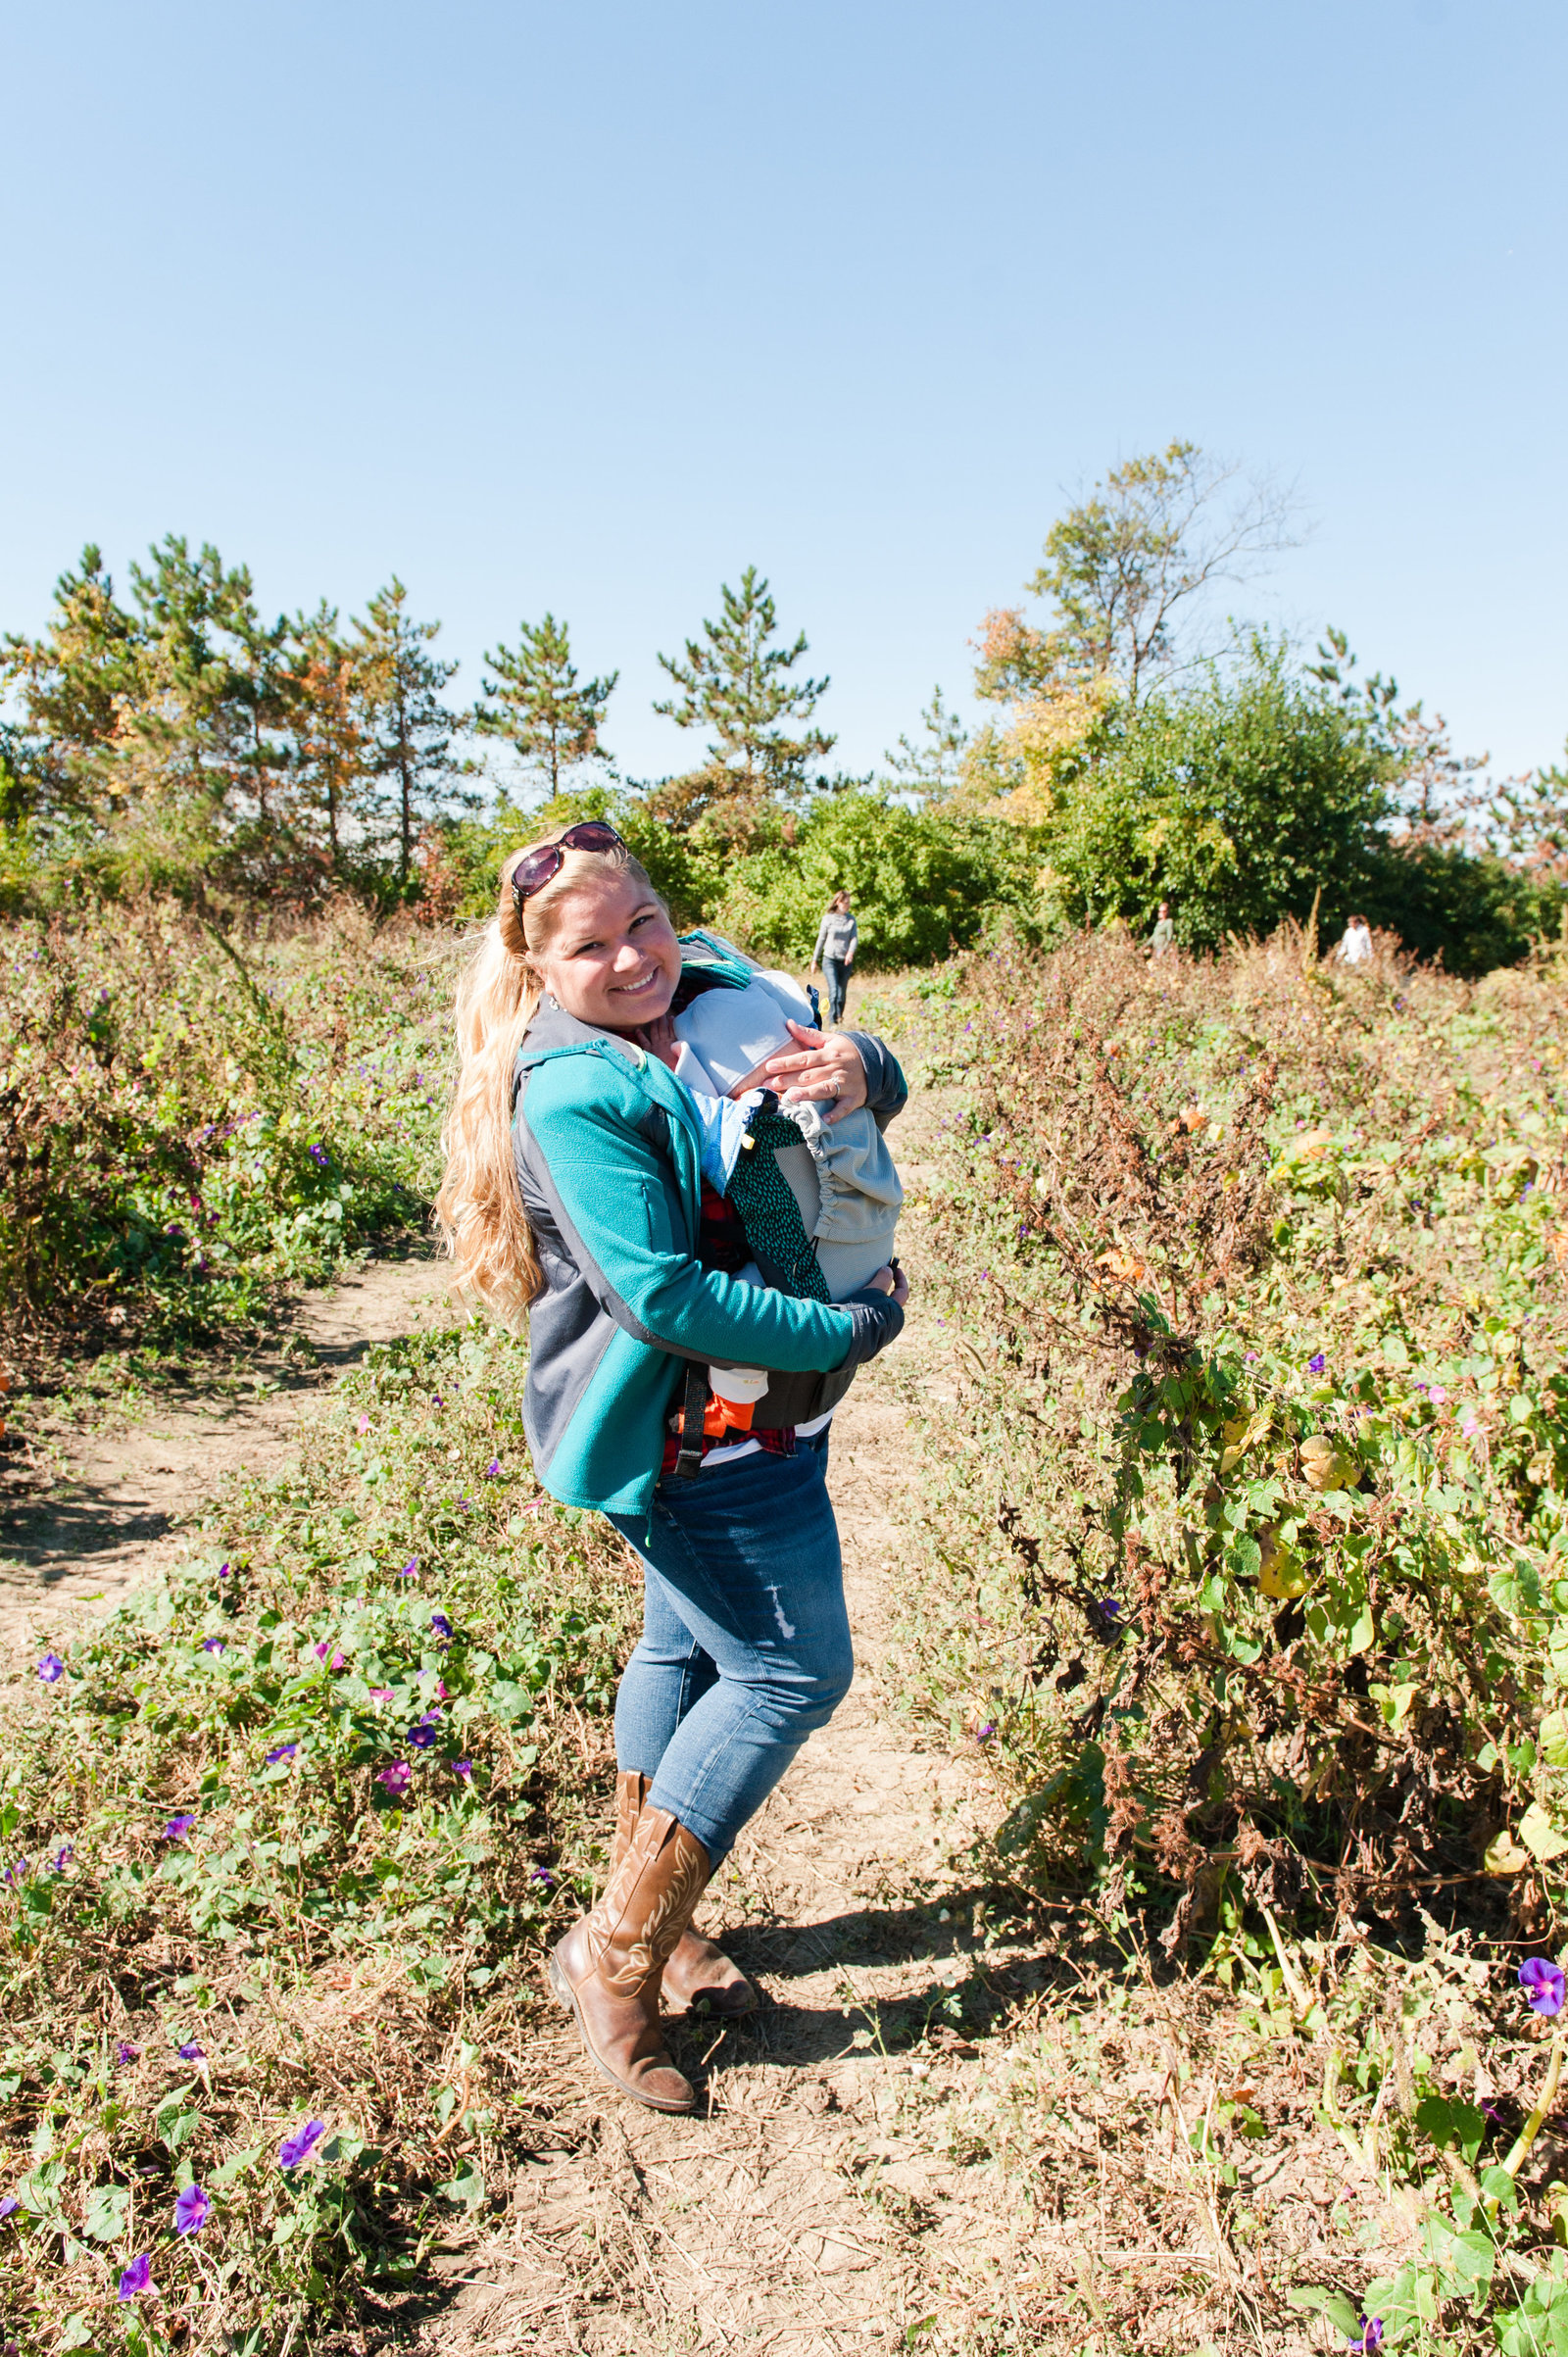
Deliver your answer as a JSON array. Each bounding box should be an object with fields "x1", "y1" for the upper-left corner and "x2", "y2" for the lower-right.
[{"x1": 2, "y1": 0, "x2": 1563, "y2": 786}]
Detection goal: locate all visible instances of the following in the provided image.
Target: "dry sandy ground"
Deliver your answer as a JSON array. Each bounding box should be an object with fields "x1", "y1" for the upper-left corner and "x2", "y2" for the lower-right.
[{"x1": 0, "y1": 1252, "x2": 454, "y2": 1644}]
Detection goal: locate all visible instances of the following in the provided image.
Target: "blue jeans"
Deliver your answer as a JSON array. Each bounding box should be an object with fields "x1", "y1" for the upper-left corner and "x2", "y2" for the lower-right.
[
  {"x1": 607, "y1": 1431, "x2": 850, "y2": 1864},
  {"x1": 822, "y1": 957, "x2": 851, "y2": 1026}
]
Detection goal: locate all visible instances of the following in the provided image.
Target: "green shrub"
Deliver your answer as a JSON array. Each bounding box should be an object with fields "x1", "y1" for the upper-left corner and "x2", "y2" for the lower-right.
[
  {"x1": 1029, "y1": 639, "x2": 1564, "y2": 972},
  {"x1": 1364, "y1": 838, "x2": 1566, "y2": 978},
  {"x1": 437, "y1": 784, "x2": 1035, "y2": 970},
  {"x1": 707, "y1": 792, "x2": 1035, "y2": 969},
  {"x1": 1042, "y1": 642, "x2": 1394, "y2": 948},
  {"x1": 897, "y1": 923, "x2": 1568, "y2": 1931},
  {"x1": 0, "y1": 904, "x2": 454, "y2": 1348}
]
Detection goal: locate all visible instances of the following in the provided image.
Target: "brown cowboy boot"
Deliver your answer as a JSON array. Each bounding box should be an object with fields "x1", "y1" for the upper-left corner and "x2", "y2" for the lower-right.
[
  {"x1": 550, "y1": 1802, "x2": 711, "y2": 2112},
  {"x1": 610, "y1": 1772, "x2": 757, "y2": 2020}
]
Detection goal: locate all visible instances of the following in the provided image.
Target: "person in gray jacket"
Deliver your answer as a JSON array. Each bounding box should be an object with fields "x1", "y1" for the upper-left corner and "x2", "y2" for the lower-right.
[{"x1": 812, "y1": 890, "x2": 858, "y2": 1025}]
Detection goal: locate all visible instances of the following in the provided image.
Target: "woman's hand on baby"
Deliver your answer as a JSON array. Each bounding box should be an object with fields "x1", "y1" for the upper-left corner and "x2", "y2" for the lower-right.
[
  {"x1": 865, "y1": 1262, "x2": 909, "y2": 1305},
  {"x1": 760, "y1": 1020, "x2": 867, "y2": 1126}
]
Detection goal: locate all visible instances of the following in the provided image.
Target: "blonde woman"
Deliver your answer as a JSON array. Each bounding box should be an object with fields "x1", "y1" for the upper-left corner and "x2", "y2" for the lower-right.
[{"x1": 438, "y1": 824, "x2": 909, "y2": 2115}]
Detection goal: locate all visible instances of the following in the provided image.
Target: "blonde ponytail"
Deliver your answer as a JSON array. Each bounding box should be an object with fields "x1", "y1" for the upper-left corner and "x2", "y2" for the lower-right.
[{"x1": 435, "y1": 834, "x2": 662, "y2": 1323}]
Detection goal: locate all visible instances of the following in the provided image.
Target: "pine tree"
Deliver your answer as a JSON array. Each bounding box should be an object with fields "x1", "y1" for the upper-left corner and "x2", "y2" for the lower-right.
[
  {"x1": 1, "y1": 546, "x2": 142, "y2": 819},
  {"x1": 229, "y1": 608, "x2": 296, "y2": 836},
  {"x1": 120, "y1": 536, "x2": 268, "y2": 816},
  {"x1": 474, "y1": 614, "x2": 615, "y2": 798},
  {"x1": 883, "y1": 686, "x2": 970, "y2": 804},
  {"x1": 654, "y1": 567, "x2": 834, "y2": 809},
  {"x1": 287, "y1": 605, "x2": 373, "y2": 872},
  {"x1": 356, "y1": 578, "x2": 459, "y2": 882}
]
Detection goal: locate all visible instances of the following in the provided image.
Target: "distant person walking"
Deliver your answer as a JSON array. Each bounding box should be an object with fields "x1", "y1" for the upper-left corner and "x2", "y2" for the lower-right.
[
  {"x1": 812, "y1": 890, "x2": 858, "y2": 1026},
  {"x1": 1148, "y1": 901, "x2": 1175, "y2": 958},
  {"x1": 1335, "y1": 913, "x2": 1374, "y2": 966}
]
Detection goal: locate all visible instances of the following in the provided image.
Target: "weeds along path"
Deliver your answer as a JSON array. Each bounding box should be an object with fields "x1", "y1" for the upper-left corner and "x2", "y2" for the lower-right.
[{"x1": 0, "y1": 1250, "x2": 453, "y2": 1645}]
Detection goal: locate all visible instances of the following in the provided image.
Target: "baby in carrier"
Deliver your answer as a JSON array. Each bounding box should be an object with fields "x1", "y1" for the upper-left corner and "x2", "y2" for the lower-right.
[{"x1": 667, "y1": 939, "x2": 903, "y2": 1438}]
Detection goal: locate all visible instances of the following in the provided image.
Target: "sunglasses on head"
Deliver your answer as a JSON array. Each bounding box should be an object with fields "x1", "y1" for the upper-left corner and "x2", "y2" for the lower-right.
[{"x1": 510, "y1": 821, "x2": 625, "y2": 915}]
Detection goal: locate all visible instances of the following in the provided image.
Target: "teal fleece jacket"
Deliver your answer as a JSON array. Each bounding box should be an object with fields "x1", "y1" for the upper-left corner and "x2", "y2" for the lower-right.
[{"x1": 512, "y1": 976, "x2": 906, "y2": 1520}]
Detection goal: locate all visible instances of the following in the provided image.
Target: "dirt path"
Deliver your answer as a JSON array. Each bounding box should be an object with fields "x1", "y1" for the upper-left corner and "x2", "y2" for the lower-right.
[{"x1": 0, "y1": 1250, "x2": 455, "y2": 1643}]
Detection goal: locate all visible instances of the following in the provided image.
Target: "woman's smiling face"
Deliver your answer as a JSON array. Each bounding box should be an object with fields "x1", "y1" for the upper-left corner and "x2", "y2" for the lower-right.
[{"x1": 529, "y1": 867, "x2": 683, "y2": 1032}]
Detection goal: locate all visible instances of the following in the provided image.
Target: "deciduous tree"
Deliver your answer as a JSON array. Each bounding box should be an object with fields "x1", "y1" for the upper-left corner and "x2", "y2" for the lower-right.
[{"x1": 975, "y1": 441, "x2": 1303, "y2": 711}]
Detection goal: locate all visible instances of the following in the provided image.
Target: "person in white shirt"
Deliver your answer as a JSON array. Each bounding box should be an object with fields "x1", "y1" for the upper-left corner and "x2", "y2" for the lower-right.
[{"x1": 1335, "y1": 914, "x2": 1374, "y2": 966}]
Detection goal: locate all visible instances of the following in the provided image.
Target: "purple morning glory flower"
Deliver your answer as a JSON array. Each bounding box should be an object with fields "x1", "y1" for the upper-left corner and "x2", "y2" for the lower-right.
[
  {"x1": 49, "y1": 1845, "x2": 73, "y2": 1874},
  {"x1": 1348, "y1": 2320, "x2": 1383, "y2": 2353},
  {"x1": 452, "y1": 1759, "x2": 473, "y2": 1779},
  {"x1": 530, "y1": 1866, "x2": 555, "y2": 1887},
  {"x1": 218, "y1": 1562, "x2": 231, "y2": 1579},
  {"x1": 408, "y1": 1721, "x2": 438, "y2": 1749},
  {"x1": 173, "y1": 2183, "x2": 210, "y2": 2235},
  {"x1": 118, "y1": 2252, "x2": 152, "y2": 2299},
  {"x1": 160, "y1": 1814, "x2": 197, "y2": 1841},
  {"x1": 1307, "y1": 1352, "x2": 1326, "y2": 1375},
  {"x1": 975, "y1": 1722, "x2": 996, "y2": 1743},
  {"x1": 377, "y1": 1762, "x2": 412, "y2": 1796},
  {"x1": 265, "y1": 1744, "x2": 298, "y2": 1766},
  {"x1": 1101, "y1": 1596, "x2": 1122, "y2": 1618},
  {"x1": 396, "y1": 1559, "x2": 418, "y2": 1578},
  {"x1": 36, "y1": 1653, "x2": 64, "y2": 1684},
  {"x1": 485, "y1": 1458, "x2": 502, "y2": 1477},
  {"x1": 1521, "y1": 1957, "x2": 1566, "y2": 2017},
  {"x1": 177, "y1": 2040, "x2": 205, "y2": 2061},
  {"x1": 116, "y1": 2040, "x2": 140, "y2": 2066},
  {"x1": 0, "y1": 2195, "x2": 18, "y2": 2219},
  {"x1": 277, "y1": 2118, "x2": 326, "y2": 2171},
  {"x1": 430, "y1": 1613, "x2": 453, "y2": 1645},
  {"x1": 308, "y1": 1143, "x2": 328, "y2": 1167},
  {"x1": 202, "y1": 1638, "x2": 226, "y2": 1654}
]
